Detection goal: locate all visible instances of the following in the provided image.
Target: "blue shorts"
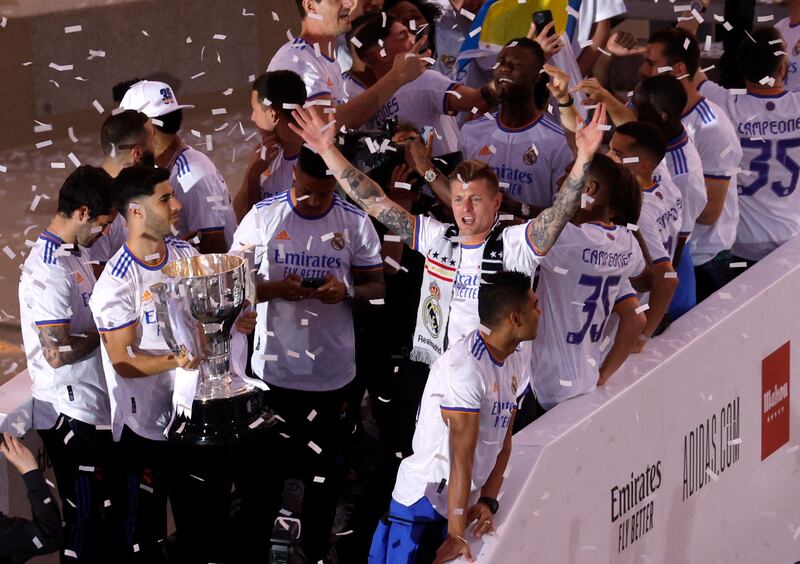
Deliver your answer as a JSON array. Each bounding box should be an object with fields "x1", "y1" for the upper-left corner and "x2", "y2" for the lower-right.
[
  {"x1": 669, "y1": 245, "x2": 697, "y2": 320},
  {"x1": 368, "y1": 496, "x2": 447, "y2": 564}
]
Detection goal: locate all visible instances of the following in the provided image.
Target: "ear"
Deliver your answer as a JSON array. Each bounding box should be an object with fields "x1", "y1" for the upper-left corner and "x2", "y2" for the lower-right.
[
  {"x1": 75, "y1": 205, "x2": 91, "y2": 222},
  {"x1": 673, "y1": 62, "x2": 688, "y2": 79},
  {"x1": 585, "y1": 178, "x2": 600, "y2": 196},
  {"x1": 304, "y1": 0, "x2": 319, "y2": 15},
  {"x1": 509, "y1": 309, "x2": 523, "y2": 329},
  {"x1": 267, "y1": 107, "x2": 280, "y2": 124}
]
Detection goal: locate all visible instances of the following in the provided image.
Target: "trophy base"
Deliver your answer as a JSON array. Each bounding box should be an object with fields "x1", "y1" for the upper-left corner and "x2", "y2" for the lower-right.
[
  {"x1": 167, "y1": 387, "x2": 276, "y2": 446},
  {"x1": 195, "y1": 373, "x2": 253, "y2": 401}
]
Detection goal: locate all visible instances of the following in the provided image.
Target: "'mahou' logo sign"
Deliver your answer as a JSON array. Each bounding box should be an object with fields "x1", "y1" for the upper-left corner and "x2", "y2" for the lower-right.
[{"x1": 761, "y1": 341, "x2": 790, "y2": 461}]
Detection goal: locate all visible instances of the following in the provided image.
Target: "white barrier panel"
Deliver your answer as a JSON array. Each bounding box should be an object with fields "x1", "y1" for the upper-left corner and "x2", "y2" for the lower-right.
[{"x1": 471, "y1": 237, "x2": 800, "y2": 563}]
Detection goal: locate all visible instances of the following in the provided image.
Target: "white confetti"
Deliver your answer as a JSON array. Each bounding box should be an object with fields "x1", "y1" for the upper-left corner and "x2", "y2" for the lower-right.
[
  {"x1": 635, "y1": 304, "x2": 650, "y2": 314},
  {"x1": 49, "y1": 62, "x2": 74, "y2": 72},
  {"x1": 559, "y1": 379, "x2": 573, "y2": 387},
  {"x1": 64, "y1": 430, "x2": 75, "y2": 444},
  {"x1": 211, "y1": 108, "x2": 227, "y2": 115},
  {"x1": 308, "y1": 441, "x2": 322, "y2": 454},
  {"x1": 212, "y1": 33, "x2": 227, "y2": 40},
  {"x1": 64, "y1": 25, "x2": 82, "y2": 33},
  {"x1": 92, "y1": 100, "x2": 104, "y2": 114}
]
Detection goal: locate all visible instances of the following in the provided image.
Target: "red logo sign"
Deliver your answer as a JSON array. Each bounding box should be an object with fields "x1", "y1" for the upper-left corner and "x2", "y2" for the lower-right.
[{"x1": 761, "y1": 341, "x2": 790, "y2": 461}]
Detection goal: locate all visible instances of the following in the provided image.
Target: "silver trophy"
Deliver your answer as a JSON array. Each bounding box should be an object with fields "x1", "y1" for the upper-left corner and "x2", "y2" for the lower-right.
[{"x1": 151, "y1": 253, "x2": 272, "y2": 445}]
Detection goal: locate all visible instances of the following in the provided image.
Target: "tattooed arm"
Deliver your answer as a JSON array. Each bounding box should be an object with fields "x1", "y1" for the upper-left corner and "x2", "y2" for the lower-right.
[
  {"x1": 37, "y1": 325, "x2": 100, "y2": 369},
  {"x1": 289, "y1": 106, "x2": 417, "y2": 246},
  {"x1": 527, "y1": 104, "x2": 608, "y2": 254}
]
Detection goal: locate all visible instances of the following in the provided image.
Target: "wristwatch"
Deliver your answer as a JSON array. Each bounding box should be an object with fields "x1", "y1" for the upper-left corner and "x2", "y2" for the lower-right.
[
  {"x1": 424, "y1": 168, "x2": 439, "y2": 183},
  {"x1": 558, "y1": 96, "x2": 574, "y2": 108},
  {"x1": 478, "y1": 496, "x2": 499, "y2": 514}
]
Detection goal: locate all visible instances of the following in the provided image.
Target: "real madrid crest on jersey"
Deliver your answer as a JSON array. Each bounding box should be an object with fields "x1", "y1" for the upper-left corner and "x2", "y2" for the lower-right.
[
  {"x1": 423, "y1": 281, "x2": 443, "y2": 338},
  {"x1": 330, "y1": 232, "x2": 346, "y2": 251},
  {"x1": 511, "y1": 374, "x2": 518, "y2": 396},
  {"x1": 522, "y1": 145, "x2": 538, "y2": 165},
  {"x1": 793, "y1": 38, "x2": 800, "y2": 57}
]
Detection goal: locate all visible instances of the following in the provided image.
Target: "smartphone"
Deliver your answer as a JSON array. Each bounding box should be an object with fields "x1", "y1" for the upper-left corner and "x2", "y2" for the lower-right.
[
  {"x1": 301, "y1": 277, "x2": 327, "y2": 289},
  {"x1": 532, "y1": 10, "x2": 555, "y2": 37}
]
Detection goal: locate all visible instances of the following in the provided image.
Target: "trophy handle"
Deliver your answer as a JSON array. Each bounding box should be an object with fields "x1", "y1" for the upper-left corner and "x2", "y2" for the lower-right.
[{"x1": 150, "y1": 282, "x2": 181, "y2": 353}]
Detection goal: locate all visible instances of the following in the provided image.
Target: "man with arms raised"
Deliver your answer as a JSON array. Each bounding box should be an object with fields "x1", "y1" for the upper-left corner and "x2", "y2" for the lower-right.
[
  {"x1": 290, "y1": 102, "x2": 605, "y2": 363},
  {"x1": 368, "y1": 271, "x2": 539, "y2": 563},
  {"x1": 19, "y1": 166, "x2": 116, "y2": 563}
]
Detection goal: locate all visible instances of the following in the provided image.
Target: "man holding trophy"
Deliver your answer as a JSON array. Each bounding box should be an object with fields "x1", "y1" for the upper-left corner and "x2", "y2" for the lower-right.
[{"x1": 90, "y1": 165, "x2": 260, "y2": 563}]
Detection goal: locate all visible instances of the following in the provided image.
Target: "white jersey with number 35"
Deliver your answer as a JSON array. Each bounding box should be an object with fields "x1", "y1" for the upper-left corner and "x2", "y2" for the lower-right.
[
  {"x1": 531, "y1": 222, "x2": 644, "y2": 410},
  {"x1": 700, "y1": 81, "x2": 800, "y2": 260}
]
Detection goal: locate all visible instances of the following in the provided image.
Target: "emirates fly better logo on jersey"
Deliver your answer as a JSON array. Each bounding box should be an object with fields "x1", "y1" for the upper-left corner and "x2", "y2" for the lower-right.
[{"x1": 761, "y1": 341, "x2": 790, "y2": 461}]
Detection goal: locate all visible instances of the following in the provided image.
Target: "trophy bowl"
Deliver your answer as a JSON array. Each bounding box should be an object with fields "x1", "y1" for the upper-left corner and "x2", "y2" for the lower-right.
[{"x1": 152, "y1": 253, "x2": 274, "y2": 446}]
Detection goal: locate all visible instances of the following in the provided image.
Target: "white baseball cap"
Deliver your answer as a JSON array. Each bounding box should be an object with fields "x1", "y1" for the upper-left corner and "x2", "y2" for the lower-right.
[{"x1": 119, "y1": 80, "x2": 195, "y2": 117}]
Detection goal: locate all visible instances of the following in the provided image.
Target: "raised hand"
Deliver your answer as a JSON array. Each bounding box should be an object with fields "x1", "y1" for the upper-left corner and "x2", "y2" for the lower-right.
[
  {"x1": 606, "y1": 31, "x2": 646, "y2": 56},
  {"x1": 572, "y1": 77, "x2": 612, "y2": 106},
  {"x1": 404, "y1": 130, "x2": 434, "y2": 177},
  {"x1": 543, "y1": 63, "x2": 571, "y2": 103},
  {"x1": 527, "y1": 21, "x2": 564, "y2": 60},
  {"x1": 575, "y1": 103, "x2": 607, "y2": 158},
  {"x1": 391, "y1": 36, "x2": 431, "y2": 85},
  {"x1": 289, "y1": 106, "x2": 336, "y2": 155}
]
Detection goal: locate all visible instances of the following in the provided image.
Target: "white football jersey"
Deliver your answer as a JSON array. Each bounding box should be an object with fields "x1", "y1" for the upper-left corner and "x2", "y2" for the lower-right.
[
  {"x1": 90, "y1": 238, "x2": 198, "y2": 441},
  {"x1": 231, "y1": 191, "x2": 382, "y2": 392},
  {"x1": 260, "y1": 147, "x2": 299, "y2": 200},
  {"x1": 342, "y1": 70, "x2": 461, "y2": 155},
  {"x1": 411, "y1": 214, "x2": 543, "y2": 348},
  {"x1": 392, "y1": 330, "x2": 529, "y2": 514},
  {"x1": 19, "y1": 231, "x2": 109, "y2": 429},
  {"x1": 639, "y1": 182, "x2": 683, "y2": 265},
  {"x1": 267, "y1": 37, "x2": 348, "y2": 104},
  {"x1": 168, "y1": 145, "x2": 237, "y2": 247},
  {"x1": 82, "y1": 213, "x2": 128, "y2": 264},
  {"x1": 531, "y1": 221, "x2": 644, "y2": 410},
  {"x1": 700, "y1": 80, "x2": 800, "y2": 260},
  {"x1": 775, "y1": 18, "x2": 800, "y2": 92},
  {"x1": 458, "y1": 113, "x2": 574, "y2": 208},
  {"x1": 682, "y1": 97, "x2": 743, "y2": 265},
  {"x1": 662, "y1": 129, "x2": 707, "y2": 238}
]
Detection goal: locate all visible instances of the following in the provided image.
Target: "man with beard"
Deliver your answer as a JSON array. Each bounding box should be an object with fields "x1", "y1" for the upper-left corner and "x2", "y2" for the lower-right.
[
  {"x1": 89, "y1": 166, "x2": 200, "y2": 562},
  {"x1": 458, "y1": 38, "x2": 574, "y2": 213},
  {"x1": 19, "y1": 166, "x2": 117, "y2": 562},
  {"x1": 84, "y1": 110, "x2": 157, "y2": 267}
]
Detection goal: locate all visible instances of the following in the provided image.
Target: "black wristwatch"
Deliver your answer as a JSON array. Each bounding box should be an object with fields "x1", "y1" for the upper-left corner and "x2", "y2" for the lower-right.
[{"x1": 478, "y1": 496, "x2": 499, "y2": 514}]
